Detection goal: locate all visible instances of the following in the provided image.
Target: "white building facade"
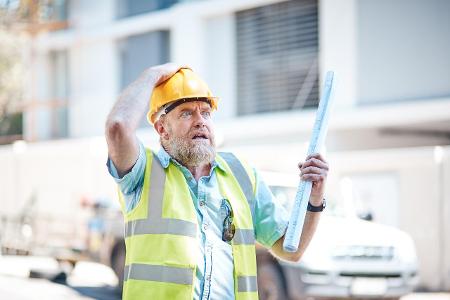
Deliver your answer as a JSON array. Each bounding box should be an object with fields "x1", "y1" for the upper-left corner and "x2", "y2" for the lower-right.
[{"x1": 16, "y1": 0, "x2": 450, "y2": 291}]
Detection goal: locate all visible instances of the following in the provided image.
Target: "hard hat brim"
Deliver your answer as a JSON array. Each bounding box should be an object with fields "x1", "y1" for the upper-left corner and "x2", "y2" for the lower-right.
[{"x1": 148, "y1": 96, "x2": 218, "y2": 125}]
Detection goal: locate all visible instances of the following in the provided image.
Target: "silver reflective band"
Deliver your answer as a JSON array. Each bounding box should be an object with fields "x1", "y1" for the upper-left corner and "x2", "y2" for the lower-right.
[
  {"x1": 237, "y1": 276, "x2": 258, "y2": 292},
  {"x1": 233, "y1": 229, "x2": 255, "y2": 245},
  {"x1": 147, "y1": 154, "x2": 166, "y2": 219},
  {"x1": 125, "y1": 218, "x2": 197, "y2": 238},
  {"x1": 124, "y1": 264, "x2": 193, "y2": 285},
  {"x1": 125, "y1": 155, "x2": 197, "y2": 238},
  {"x1": 219, "y1": 152, "x2": 255, "y2": 213}
]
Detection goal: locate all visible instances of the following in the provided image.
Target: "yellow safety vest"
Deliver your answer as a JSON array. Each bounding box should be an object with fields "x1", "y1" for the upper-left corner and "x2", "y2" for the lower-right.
[{"x1": 118, "y1": 149, "x2": 259, "y2": 300}]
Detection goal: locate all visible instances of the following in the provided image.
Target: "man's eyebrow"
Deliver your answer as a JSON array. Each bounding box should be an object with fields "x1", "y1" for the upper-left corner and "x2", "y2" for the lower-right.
[{"x1": 200, "y1": 105, "x2": 212, "y2": 111}]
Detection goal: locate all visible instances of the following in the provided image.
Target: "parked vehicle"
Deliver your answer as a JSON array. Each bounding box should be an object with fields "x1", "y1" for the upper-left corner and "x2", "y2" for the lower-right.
[{"x1": 257, "y1": 171, "x2": 419, "y2": 300}]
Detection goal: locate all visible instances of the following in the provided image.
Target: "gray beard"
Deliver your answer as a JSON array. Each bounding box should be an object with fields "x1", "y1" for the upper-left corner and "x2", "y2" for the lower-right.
[{"x1": 163, "y1": 135, "x2": 216, "y2": 168}]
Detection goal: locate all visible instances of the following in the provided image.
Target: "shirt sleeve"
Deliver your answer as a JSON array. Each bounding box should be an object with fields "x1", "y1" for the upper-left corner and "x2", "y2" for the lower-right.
[
  {"x1": 253, "y1": 169, "x2": 289, "y2": 248},
  {"x1": 106, "y1": 141, "x2": 147, "y2": 213}
]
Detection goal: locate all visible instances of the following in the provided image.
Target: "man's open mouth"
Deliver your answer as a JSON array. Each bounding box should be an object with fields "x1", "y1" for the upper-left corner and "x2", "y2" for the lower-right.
[{"x1": 192, "y1": 133, "x2": 208, "y2": 140}]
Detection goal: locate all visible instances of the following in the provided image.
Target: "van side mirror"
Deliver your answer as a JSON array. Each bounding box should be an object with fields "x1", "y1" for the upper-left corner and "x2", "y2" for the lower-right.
[{"x1": 358, "y1": 211, "x2": 373, "y2": 221}]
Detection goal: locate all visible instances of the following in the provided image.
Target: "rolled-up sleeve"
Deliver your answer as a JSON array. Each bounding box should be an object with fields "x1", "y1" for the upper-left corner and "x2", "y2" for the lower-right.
[
  {"x1": 106, "y1": 141, "x2": 146, "y2": 212},
  {"x1": 253, "y1": 169, "x2": 289, "y2": 248}
]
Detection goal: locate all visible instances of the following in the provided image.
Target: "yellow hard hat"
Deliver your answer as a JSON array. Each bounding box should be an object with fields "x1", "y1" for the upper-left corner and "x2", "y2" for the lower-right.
[{"x1": 147, "y1": 68, "x2": 218, "y2": 124}]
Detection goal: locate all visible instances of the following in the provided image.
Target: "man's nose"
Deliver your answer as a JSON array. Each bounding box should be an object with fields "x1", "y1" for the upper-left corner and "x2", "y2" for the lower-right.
[{"x1": 192, "y1": 110, "x2": 206, "y2": 126}]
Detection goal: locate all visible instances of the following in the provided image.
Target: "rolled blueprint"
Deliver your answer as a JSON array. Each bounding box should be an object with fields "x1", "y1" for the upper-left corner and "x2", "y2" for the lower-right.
[{"x1": 283, "y1": 71, "x2": 335, "y2": 252}]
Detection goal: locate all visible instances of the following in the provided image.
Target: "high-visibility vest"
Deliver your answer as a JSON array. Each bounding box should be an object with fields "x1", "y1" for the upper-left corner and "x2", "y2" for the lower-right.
[{"x1": 118, "y1": 149, "x2": 259, "y2": 300}]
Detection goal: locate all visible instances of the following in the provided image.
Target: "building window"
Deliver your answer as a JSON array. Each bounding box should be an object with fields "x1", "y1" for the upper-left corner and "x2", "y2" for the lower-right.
[
  {"x1": 119, "y1": 31, "x2": 170, "y2": 127},
  {"x1": 116, "y1": 0, "x2": 178, "y2": 18},
  {"x1": 40, "y1": 0, "x2": 69, "y2": 23},
  {"x1": 0, "y1": 0, "x2": 69, "y2": 31},
  {"x1": 27, "y1": 49, "x2": 69, "y2": 141},
  {"x1": 236, "y1": 0, "x2": 319, "y2": 116},
  {"x1": 47, "y1": 49, "x2": 69, "y2": 139}
]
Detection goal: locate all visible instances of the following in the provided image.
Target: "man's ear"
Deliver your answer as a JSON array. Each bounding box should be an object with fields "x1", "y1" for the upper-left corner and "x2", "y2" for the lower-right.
[{"x1": 154, "y1": 118, "x2": 170, "y2": 140}]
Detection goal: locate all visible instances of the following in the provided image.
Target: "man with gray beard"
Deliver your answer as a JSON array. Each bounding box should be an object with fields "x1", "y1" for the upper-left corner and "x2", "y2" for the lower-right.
[
  {"x1": 105, "y1": 63, "x2": 329, "y2": 300},
  {"x1": 162, "y1": 118, "x2": 216, "y2": 170}
]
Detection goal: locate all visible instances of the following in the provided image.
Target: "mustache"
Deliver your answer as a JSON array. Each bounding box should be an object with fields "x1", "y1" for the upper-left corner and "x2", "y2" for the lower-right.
[{"x1": 189, "y1": 129, "x2": 210, "y2": 139}]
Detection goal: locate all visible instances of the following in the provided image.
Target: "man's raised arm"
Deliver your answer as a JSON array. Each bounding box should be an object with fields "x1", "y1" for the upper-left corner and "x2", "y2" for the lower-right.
[
  {"x1": 270, "y1": 153, "x2": 329, "y2": 262},
  {"x1": 105, "y1": 63, "x2": 184, "y2": 177}
]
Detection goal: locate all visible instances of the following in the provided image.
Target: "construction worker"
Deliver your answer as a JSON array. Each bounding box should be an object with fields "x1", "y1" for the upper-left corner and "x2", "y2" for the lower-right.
[{"x1": 105, "y1": 63, "x2": 329, "y2": 300}]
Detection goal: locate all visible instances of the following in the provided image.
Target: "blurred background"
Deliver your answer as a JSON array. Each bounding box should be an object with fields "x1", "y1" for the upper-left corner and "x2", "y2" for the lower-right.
[{"x1": 0, "y1": 0, "x2": 449, "y2": 299}]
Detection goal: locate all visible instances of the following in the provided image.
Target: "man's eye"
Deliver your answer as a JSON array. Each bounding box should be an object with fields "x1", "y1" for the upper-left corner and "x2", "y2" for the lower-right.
[
  {"x1": 181, "y1": 111, "x2": 192, "y2": 118},
  {"x1": 201, "y1": 111, "x2": 211, "y2": 118}
]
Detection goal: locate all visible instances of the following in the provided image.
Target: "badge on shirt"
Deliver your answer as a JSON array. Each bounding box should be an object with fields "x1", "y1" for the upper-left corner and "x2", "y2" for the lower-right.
[{"x1": 220, "y1": 199, "x2": 235, "y2": 242}]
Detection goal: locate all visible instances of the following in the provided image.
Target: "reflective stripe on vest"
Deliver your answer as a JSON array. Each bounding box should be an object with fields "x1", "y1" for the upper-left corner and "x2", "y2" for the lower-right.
[
  {"x1": 124, "y1": 157, "x2": 197, "y2": 238},
  {"x1": 123, "y1": 156, "x2": 196, "y2": 288},
  {"x1": 233, "y1": 228, "x2": 255, "y2": 245},
  {"x1": 219, "y1": 152, "x2": 255, "y2": 216},
  {"x1": 124, "y1": 264, "x2": 194, "y2": 285},
  {"x1": 217, "y1": 153, "x2": 259, "y2": 300},
  {"x1": 218, "y1": 153, "x2": 256, "y2": 246},
  {"x1": 238, "y1": 275, "x2": 258, "y2": 292}
]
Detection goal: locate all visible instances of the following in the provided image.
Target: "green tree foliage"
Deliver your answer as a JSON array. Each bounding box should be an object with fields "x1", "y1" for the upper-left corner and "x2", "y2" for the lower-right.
[
  {"x1": 0, "y1": 29, "x2": 24, "y2": 137},
  {"x1": 0, "y1": 1, "x2": 25, "y2": 139}
]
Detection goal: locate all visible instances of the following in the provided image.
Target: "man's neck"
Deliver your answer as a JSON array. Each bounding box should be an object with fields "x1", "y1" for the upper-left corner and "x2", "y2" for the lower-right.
[{"x1": 187, "y1": 163, "x2": 211, "y2": 182}]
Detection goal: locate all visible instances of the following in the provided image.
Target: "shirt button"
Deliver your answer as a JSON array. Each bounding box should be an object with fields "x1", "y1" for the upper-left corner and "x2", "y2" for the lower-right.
[
  {"x1": 199, "y1": 201, "x2": 205, "y2": 207},
  {"x1": 203, "y1": 223, "x2": 209, "y2": 231}
]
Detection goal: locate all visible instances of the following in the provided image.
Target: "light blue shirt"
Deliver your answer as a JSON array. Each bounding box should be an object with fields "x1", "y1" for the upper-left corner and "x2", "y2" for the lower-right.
[{"x1": 107, "y1": 142, "x2": 288, "y2": 300}]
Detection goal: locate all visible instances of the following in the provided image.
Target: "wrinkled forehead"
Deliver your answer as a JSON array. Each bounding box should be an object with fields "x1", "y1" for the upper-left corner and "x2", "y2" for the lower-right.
[
  {"x1": 174, "y1": 100, "x2": 212, "y2": 112},
  {"x1": 154, "y1": 97, "x2": 214, "y2": 123},
  {"x1": 160, "y1": 100, "x2": 213, "y2": 126}
]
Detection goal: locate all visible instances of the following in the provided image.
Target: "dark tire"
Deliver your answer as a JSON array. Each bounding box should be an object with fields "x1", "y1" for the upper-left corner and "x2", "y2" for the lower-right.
[
  {"x1": 257, "y1": 261, "x2": 288, "y2": 300},
  {"x1": 110, "y1": 240, "x2": 126, "y2": 291}
]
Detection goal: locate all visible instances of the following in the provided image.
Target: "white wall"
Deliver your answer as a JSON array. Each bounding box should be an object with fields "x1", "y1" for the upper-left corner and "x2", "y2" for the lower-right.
[
  {"x1": 357, "y1": 0, "x2": 450, "y2": 104},
  {"x1": 442, "y1": 149, "x2": 450, "y2": 291},
  {"x1": 69, "y1": 0, "x2": 116, "y2": 29},
  {"x1": 68, "y1": 0, "x2": 118, "y2": 138},
  {"x1": 204, "y1": 14, "x2": 237, "y2": 121},
  {"x1": 0, "y1": 138, "x2": 117, "y2": 219},
  {"x1": 320, "y1": 0, "x2": 358, "y2": 110},
  {"x1": 69, "y1": 40, "x2": 119, "y2": 137}
]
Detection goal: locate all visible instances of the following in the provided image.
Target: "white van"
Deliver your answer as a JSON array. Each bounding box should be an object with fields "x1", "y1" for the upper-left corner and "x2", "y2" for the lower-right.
[{"x1": 257, "y1": 171, "x2": 419, "y2": 300}]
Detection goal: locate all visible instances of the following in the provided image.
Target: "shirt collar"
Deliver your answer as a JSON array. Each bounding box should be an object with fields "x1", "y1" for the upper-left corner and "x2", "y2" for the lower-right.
[{"x1": 156, "y1": 146, "x2": 227, "y2": 173}]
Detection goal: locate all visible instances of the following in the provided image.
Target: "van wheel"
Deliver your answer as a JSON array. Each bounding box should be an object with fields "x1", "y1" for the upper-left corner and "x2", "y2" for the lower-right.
[
  {"x1": 111, "y1": 240, "x2": 125, "y2": 291},
  {"x1": 257, "y1": 262, "x2": 288, "y2": 300}
]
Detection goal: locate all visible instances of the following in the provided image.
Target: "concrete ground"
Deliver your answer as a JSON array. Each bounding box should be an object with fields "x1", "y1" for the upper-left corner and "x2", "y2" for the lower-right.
[
  {"x1": 0, "y1": 255, "x2": 120, "y2": 300},
  {"x1": 0, "y1": 255, "x2": 448, "y2": 300}
]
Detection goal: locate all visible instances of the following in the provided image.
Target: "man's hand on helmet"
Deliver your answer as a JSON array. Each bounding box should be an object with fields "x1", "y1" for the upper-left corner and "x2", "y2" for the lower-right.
[{"x1": 142, "y1": 62, "x2": 190, "y2": 86}]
